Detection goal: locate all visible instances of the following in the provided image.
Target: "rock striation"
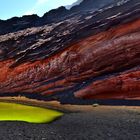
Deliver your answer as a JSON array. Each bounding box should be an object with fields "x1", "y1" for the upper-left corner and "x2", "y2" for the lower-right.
[
  {"x1": 0, "y1": 0, "x2": 124, "y2": 35},
  {"x1": 0, "y1": 0, "x2": 139, "y2": 104}
]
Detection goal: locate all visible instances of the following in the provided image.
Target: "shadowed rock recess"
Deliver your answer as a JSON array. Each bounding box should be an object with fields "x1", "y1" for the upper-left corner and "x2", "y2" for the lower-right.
[{"x1": 0, "y1": 0, "x2": 140, "y2": 104}]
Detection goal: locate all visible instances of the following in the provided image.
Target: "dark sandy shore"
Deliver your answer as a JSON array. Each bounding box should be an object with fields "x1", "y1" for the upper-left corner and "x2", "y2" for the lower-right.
[{"x1": 0, "y1": 105, "x2": 140, "y2": 140}]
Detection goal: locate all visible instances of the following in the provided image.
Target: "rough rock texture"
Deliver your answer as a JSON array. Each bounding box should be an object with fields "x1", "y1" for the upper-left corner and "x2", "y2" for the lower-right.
[
  {"x1": 0, "y1": 0, "x2": 123, "y2": 35},
  {"x1": 0, "y1": 0, "x2": 139, "y2": 104}
]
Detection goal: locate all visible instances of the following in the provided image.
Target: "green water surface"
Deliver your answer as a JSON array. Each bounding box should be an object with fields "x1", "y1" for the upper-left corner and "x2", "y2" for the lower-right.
[{"x1": 0, "y1": 102, "x2": 63, "y2": 123}]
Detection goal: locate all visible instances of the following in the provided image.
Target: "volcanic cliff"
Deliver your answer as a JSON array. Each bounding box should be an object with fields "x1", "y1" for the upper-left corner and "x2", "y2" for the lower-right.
[{"x1": 0, "y1": 0, "x2": 139, "y2": 104}]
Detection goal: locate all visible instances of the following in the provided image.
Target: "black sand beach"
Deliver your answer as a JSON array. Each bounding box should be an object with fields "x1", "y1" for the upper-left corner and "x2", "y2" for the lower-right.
[{"x1": 0, "y1": 106, "x2": 140, "y2": 140}]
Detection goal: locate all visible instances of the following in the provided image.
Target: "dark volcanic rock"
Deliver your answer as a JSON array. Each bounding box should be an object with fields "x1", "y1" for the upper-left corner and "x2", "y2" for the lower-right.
[
  {"x1": 0, "y1": 0, "x2": 123, "y2": 35},
  {"x1": 66, "y1": 0, "x2": 83, "y2": 9},
  {"x1": 42, "y1": 6, "x2": 69, "y2": 23},
  {"x1": 0, "y1": 0, "x2": 139, "y2": 104},
  {"x1": 70, "y1": 0, "x2": 116, "y2": 12},
  {"x1": 0, "y1": 15, "x2": 40, "y2": 35}
]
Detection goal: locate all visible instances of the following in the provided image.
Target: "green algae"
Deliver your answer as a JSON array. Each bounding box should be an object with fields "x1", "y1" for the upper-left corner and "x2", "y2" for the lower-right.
[{"x1": 0, "y1": 102, "x2": 63, "y2": 123}]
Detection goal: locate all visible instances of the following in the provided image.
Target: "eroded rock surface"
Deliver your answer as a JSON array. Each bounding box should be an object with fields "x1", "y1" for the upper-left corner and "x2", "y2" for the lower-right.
[{"x1": 0, "y1": 0, "x2": 139, "y2": 104}]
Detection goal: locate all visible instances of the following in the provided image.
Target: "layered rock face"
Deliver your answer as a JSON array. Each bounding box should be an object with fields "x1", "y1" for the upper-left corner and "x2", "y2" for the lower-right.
[
  {"x1": 0, "y1": 0, "x2": 139, "y2": 103},
  {"x1": 0, "y1": 0, "x2": 122, "y2": 35}
]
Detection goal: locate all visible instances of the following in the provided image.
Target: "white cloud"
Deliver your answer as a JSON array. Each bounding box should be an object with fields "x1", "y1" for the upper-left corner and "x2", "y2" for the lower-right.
[{"x1": 25, "y1": 9, "x2": 36, "y2": 15}]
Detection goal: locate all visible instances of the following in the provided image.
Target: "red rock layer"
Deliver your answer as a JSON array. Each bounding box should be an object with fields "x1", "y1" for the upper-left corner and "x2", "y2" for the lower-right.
[
  {"x1": 74, "y1": 68, "x2": 140, "y2": 100},
  {"x1": 0, "y1": 18, "x2": 139, "y2": 100}
]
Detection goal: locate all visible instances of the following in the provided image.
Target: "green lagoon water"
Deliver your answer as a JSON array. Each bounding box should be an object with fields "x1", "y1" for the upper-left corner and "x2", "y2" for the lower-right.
[{"x1": 0, "y1": 102, "x2": 63, "y2": 123}]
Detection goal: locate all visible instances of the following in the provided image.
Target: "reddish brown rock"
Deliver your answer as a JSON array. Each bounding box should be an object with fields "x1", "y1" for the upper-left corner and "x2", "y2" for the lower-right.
[
  {"x1": 75, "y1": 68, "x2": 140, "y2": 100},
  {"x1": 0, "y1": 0, "x2": 139, "y2": 104}
]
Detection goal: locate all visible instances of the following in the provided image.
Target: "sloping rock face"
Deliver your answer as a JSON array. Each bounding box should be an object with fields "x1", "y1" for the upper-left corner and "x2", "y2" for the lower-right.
[
  {"x1": 0, "y1": 0, "x2": 139, "y2": 104},
  {"x1": 0, "y1": 0, "x2": 121, "y2": 35}
]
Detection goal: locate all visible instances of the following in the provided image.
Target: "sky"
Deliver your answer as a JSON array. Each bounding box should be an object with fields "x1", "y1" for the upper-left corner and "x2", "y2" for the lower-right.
[{"x1": 0, "y1": 0, "x2": 78, "y2": 20}]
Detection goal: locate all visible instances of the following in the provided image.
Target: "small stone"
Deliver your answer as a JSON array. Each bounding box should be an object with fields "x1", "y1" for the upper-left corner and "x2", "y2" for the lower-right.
[{"x1": 92, "y1": 103, "x2": 99, "y2": 107}]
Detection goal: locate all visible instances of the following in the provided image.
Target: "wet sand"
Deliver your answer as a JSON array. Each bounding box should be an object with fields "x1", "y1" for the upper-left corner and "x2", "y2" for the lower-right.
[{"x1": 0, "y1": 97, "x2": 140, "y2": 139}]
